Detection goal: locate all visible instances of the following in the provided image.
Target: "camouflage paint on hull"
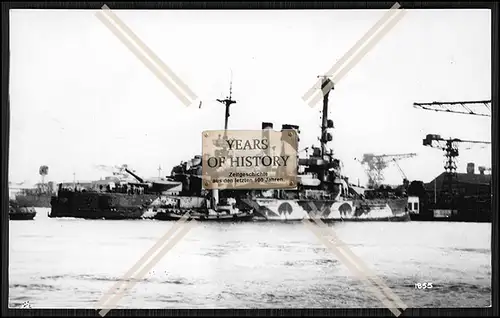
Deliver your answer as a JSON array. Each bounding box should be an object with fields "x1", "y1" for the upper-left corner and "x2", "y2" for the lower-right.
[{"x1": 241, "y1": 197, "x2": 410, "y2": 222}]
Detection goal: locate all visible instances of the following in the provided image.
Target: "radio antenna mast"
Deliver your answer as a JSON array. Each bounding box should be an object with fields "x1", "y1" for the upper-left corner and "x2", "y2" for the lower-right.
[
  {"x1": 317, "y1": 75, "x2": 335, "y2": 156},
  {"x1": 217, "y1": 69, "x2": 236, "y2": 131}
]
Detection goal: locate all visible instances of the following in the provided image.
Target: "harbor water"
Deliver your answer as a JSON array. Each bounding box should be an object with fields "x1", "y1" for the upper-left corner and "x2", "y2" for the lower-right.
[{"x1": 9, "y1": 208, "x2": 491, "y2": 309}]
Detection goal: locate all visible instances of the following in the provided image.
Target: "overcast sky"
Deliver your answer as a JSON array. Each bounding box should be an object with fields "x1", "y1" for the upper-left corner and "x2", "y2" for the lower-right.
[{"x1": 9, "y1": 8, "x2": 491, "y2": 187}]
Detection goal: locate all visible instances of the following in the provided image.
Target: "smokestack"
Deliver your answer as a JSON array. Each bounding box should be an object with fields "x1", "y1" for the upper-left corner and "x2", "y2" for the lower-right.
[
  {"x1": 262, "y1": 122, "x2": 273, "y2": 156},
  {"x1": 281, "y1": 124, "x2": 300, "y2": 132},
  {"x1": 281, "y1": 124, "x2": 300, "y2": 142},
  {"x1": 478, "y1": 166, "x2": 486, "y2": 175},
  {"x1": 262, "y1": 122, "x2": 273, "y2": 130},
  {"x1": 466, "y1": 162, "x2": 475, "y2": 175}
]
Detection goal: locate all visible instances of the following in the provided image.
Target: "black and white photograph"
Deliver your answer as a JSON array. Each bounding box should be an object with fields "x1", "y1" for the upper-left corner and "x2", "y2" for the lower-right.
[{"x1": 7, "y1": 4, "x2": 492, "y2": 313}]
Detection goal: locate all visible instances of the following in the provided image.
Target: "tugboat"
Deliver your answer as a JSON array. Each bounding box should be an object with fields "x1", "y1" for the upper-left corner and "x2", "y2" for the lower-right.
[{"x1": 9, "y1": 200, "x2": 37, "y2": 220}]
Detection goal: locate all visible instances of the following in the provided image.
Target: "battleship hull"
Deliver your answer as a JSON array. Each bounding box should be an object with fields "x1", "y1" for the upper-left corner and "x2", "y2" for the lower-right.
[
  {"x1": 241, "y1": 197, "x2": 410, "y2": 222},
  {"x1": 49, "y1": 190, "x2": 157, "y2": 220}
]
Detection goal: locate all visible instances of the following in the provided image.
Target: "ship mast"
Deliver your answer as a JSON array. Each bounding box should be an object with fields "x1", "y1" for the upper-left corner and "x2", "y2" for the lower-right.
[
  {"x1": 217, "y1": 70, "x2": 236, "y2": 131},
  {"x1": 318, "y1": 76, "x2": 334, "y2": 156}
]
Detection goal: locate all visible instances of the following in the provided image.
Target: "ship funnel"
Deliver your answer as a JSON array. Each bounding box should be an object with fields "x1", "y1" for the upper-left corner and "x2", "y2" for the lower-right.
[
  {"x1": 262, "y1": 122, "x2": 273, "y2": 156},
  {"x1": 281, "y1": 124, "x2": 300, "y2": 132},
  {"x1": 466, "y1": 162, "x2": 475, "y2": 175},
  {"x1": 281, "y1": 124, "x2": 300, "y2": 142},
  {"x1": 478, "y1": 166, "x2": 486, "y2": 175},
  {"x1": 262, "y1": 122, "x2": 273, "y2": 130}
]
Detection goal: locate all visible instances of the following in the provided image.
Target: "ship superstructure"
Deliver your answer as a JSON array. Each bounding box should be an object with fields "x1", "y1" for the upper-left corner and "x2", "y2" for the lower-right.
[
  {"x1": 49, "y1": 77, "x2": 410, "y2": 222},
  {"x1": 235, "y1": 77, "x2": 410, "y2": 221}
]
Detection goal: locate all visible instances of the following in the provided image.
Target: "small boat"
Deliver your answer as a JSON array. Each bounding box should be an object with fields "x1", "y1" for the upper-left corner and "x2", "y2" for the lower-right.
[
  {"x1": 153, "y1": 209, "x2": 254, "y2": 222},
  {"x1": 149, "y1": 195, "x2": 254, "y2": 222},
  {"x1": 9, "y1": 201, "x2": 37, "y2": 220}
]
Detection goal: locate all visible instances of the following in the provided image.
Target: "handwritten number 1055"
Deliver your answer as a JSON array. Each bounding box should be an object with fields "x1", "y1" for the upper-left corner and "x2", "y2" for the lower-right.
[{"x1": 415, "y1": 282, "x2": 433, "y2": 289}]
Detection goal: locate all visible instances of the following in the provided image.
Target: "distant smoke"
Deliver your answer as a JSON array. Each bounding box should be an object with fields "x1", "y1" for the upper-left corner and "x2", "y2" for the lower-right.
[
  {"x1": 39, "y1": 165, "x2": 49, "y2": 176},
  {"x1": 361, "y1": 153, "x2": 388, "y2": 171},
  {"x1": 359, "y1": 153, "x2": 388, "y2": 187}
]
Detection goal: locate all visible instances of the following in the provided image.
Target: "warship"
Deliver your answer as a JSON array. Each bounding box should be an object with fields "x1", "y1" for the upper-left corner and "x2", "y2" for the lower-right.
[
  {"x1": 49, "y1": 77, "x2": 410, "y2": 222},
  {"x1": 154, "y1": 77, "x2": 410, "y2": 222},
  {"x1": 235, "y1": 78, "x2": 409, "y2": 222}
]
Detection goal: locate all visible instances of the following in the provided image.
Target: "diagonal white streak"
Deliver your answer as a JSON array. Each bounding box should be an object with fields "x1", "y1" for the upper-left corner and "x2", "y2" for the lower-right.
[
  {"x1": 95, "y1": 11, "x2": 191, "y2": 106},
  {"x1": 98, "y1": 219, "x2": 197, "y2": 316},
  {"x1": 306, "y1": 201, "x2": 330, "y2": 218},
  {"x1": 100, "y1": 5, "x2": 197, "y2": 101},
  {"x1": 303, "y1": 201, "x2": 406, "y2": 316},
  {"x1": 303, "y1": 220, "x2": 403, "y2": 316},
  {"x1": 306, "y1": 8, "x2": 407, "y2": 107},
  {"x1": 95, "y1": 6, "x2": 197, "y2": 107},
  {"x1": 239, "y1": 198, "x2": 262, "y2": 213},
  {"x1": 302, "y1": 2, "x2": 402, "y2": 102},
  {"x1": 95, "y1": 213, "x2": 191, "y2": 310},
  {"x1": 303, "y1": 2, "x2": 406, "y2": 108},
  {"x1": 307, "y1": 212, "x2": 407, "y2": 312}
]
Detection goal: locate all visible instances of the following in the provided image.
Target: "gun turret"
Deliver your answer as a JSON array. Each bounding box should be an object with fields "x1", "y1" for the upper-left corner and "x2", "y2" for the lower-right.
[{"x1": 125, "y1": 168, "x2": 144, "y2": 183}]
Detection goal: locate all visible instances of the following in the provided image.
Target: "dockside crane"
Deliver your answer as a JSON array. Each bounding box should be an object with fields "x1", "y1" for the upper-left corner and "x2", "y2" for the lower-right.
[
  {"x1": 355, "y1": 153, "x2": 417, "y2": 188},
  {"x1": 422, "y1": 134, "x2": 491, "y2": 195},
  {"x1": 392, "y1": 159, "x2": 410, "y2": 187},
  {"x1": 413, "y1": 100, "x2": 491, "y2": 117}
]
